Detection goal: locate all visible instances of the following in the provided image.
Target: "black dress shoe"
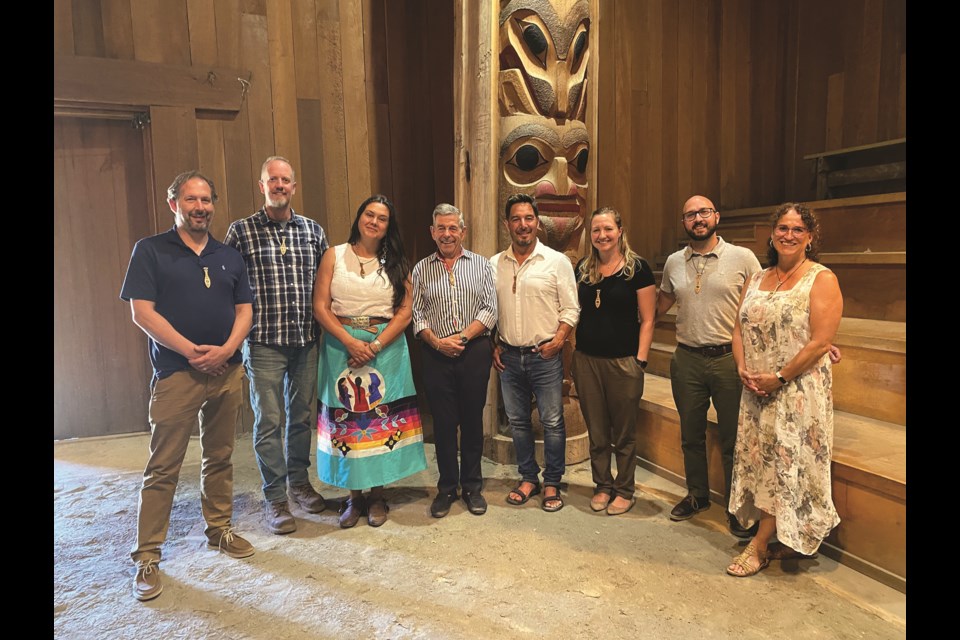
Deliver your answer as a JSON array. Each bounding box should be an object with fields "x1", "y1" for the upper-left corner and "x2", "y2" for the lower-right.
[
  {"x1": 728, "y1": 513, "x2": 759, "y2": 539},
  {"x1": 462, "y1": 491, "x2": 488, "y2": 515},
  {"x1": 669, "y1": 495, "x2": 710, "y2": 521},
  {"x1": 430, "y1": 492, "x2": 458, "y2": 518}
]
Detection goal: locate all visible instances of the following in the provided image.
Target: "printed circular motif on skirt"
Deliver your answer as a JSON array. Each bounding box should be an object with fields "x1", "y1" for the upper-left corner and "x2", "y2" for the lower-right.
[{"x1": 335, "y1": 366, "x2": 386, "y2": 412}]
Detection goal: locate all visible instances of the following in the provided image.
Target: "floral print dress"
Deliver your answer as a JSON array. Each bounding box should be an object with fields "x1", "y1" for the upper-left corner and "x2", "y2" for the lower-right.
[{"x1": 728, "y1": 263, "x2": 840, "y2": 555}]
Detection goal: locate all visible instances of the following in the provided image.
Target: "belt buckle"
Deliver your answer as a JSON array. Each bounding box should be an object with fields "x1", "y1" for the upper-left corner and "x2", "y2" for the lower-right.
[{"x1": 349, "y1": 316, "x2": 371, "y2": 329}]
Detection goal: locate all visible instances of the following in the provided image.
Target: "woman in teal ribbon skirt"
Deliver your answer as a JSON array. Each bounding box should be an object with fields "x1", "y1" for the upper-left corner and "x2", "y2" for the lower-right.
[{"x1": 313, "y1": 195, "x2": 427, "y2": 528}]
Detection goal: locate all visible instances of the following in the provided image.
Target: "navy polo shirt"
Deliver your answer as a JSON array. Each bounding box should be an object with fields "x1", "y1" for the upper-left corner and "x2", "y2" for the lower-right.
[{"x1": 120, "y1": 227, "x2": 253, "y2": 379}]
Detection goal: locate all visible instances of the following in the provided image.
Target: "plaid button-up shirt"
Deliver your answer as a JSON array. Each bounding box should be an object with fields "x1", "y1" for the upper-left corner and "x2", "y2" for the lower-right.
[{"x1": 225, "y1": 209, "x2": 328, "y2": 346}]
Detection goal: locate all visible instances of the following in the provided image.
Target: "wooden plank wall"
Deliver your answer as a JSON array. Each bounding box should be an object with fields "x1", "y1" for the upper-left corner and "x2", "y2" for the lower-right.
[
  {"x1": 54, "y1": 0, "x2": 454, "y2": 438},
  {"x1": 54, "y1": 0, "x2": 453, "y2": 255},
  {"x1": 595, "y1": 0, "x2": 906, "y2": 262}
]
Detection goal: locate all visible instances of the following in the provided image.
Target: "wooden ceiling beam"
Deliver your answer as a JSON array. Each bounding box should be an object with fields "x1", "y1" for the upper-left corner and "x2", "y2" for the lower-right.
[{"x1": 54, "y1": 54, "x2": 251, "y2": 113}]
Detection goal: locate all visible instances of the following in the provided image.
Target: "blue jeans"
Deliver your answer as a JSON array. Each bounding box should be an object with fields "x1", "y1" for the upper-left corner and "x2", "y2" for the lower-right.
[
  {"x1": 243, "y1": 341, "x2": 319, "y2": 503},
  {"x1": 499, "y1": 347, "x2": 566, "y2": 486}
]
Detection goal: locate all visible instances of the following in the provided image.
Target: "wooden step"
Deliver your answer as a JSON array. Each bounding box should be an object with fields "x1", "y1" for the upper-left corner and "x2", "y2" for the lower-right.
[
  {"x1": 635, "y1": 373, "x2": 905, "y2": 591},
  {"x1": 650, "y1": 314, "x2": 905, "y2": 425}
]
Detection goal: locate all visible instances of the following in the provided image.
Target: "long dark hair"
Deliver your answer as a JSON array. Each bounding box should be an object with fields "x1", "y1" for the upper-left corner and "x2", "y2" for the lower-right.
[
  {"x1": 347, "y1": 194, "x2": 410, "y2": 310},
  {"x1": 766, "y1": 202, "x2": 821, "y2": 266}
]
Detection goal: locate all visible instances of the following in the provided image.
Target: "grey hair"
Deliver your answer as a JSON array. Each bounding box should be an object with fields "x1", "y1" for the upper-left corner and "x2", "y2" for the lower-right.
[
  {"x1": 260, "y1": 156, "x2": 295, "y2": 180},
  {"x1": 431, "y1": 203, "x2": 465, "y2": 228}
]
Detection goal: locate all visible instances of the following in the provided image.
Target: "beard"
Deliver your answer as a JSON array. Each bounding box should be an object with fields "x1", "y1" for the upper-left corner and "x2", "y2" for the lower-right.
[
  {"x1": 685, "y1": 220, "x2": 717, "y2": 241},
  {"x1": 265, "y1": 191, "x2": 290, "y2": 209}
]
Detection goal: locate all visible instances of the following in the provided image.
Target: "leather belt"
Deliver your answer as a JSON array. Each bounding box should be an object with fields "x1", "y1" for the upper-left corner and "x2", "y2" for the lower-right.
[
  {"x1": 336, "y1": 315, "x2": 390, "y2": 329},
  {"x1": 677, "y1": 342, "x2": 733, "y2": 357},
  {"x1": 500, "y1": 339, "x2": 551, "y2": 354}
]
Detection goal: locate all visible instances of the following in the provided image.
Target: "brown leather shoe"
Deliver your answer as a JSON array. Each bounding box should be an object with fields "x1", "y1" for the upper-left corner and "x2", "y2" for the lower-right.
[
  {"x1": 367, "y1": 496, "x2": 389, "y2": 527},
  {"x1": 264, "y1": 500, "x2": 297, "y2": 534},
  {"x1": 133, "y1": 559, "x2": 162, "y2": 601},
  {"x1": 289, "y1": 483, "x2": 327, "y2": 514},
  {"x1": 338, "y1": 496, "x2": 365, "y2": 529}
]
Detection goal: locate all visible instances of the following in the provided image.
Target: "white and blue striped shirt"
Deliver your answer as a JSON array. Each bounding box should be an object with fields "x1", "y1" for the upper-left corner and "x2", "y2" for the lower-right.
[{"x1": 411, "y1": 249, "x2": 498, "y2": 339}]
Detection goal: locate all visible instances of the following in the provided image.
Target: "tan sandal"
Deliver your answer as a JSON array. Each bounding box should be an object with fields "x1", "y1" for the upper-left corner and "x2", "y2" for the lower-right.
[
  {"x1": 726, "y1": 541, "x2": 770, "y2": 577},
  {"x1": 590, "y1": 492, "x2": 611, "y2": 512}
]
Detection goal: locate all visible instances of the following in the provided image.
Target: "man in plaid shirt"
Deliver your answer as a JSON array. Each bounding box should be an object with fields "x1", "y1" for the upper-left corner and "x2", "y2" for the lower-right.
[{"x1": 225, "y1": 157, "x2": 329, "y2": 534}]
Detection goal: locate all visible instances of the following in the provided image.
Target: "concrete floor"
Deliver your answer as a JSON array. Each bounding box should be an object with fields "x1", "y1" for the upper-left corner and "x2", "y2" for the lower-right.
[{"x1": 54, "y1": 433, "x2": 906, "y2": 640}]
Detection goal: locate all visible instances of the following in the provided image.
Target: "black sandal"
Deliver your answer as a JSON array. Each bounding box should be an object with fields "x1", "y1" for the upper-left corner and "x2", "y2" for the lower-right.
[
  {"x1": 505, "y1": 481, "x2": 541, "y2": 505},
  {"x1": 541, "y1": 486, "x2": 564, "y2": 512}
]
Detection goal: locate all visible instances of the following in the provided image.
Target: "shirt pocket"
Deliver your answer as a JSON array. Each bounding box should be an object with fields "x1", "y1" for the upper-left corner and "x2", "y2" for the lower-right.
[{"x1": 523, "y1": 272, "x2": 557, "y2": 299}]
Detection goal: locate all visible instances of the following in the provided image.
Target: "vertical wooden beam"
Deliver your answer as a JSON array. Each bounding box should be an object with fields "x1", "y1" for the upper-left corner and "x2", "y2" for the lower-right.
[
  {"x1": 782, "y1": 0, "x2": 802, "y2": 199},
  {"x1": 676, "y1": 0, "x2": 695, "y2": 205},
  {"x1": 612, "y1": 0, "x2": 633, "y2": 225},
  {"x1": 101, "y1": 0, "x2": 135, "y2": 59},
  {"x1": 659, "y1": 0, "x2": 679, "y2": 255},
  {"x1": 296, "y1": 98, "x2": 327, "y2": 227},
  {"x1": 292, "y1": 0, "x2": 321, "y2": 99},
  {"x1": 594, "y1": 0, "x2": 615, "y2": 216},
  {"x1": 315, "y1": 0, "x2": 351, "y2": 241},
  {"x1": 586, "y1": 0, "x2": 600, "y2": 222},
  {"x1": 877, "y1": 0, "x2": 905, "y2": 141},
  {"x1": 215, "y1": 0, "x2": 242, "y2": 68},
  {"x1": 841, "y1": 0, "x2": 882, "y2": 147},
  {"x1": 197, "y1": 117, "x2": 231, "y2": 236},
  {"x1": 131, "y1": 0, "x2": 191, "y2": 65},
  {"x1": 187, "y1": 0, "x2": 220, "y2": 66},
  {"x1": 825, "y1": 72, "x2": 845, "y2": 151},
  {"x1": 340, "y1": 0, "x2": 373, "y2": 210},
  {"x1": 241, "y1": 11, "x2": 277, "y2": 207},
  {"x1": 71, "y1": 0, "x2": 105, "y2": 57},
  {"x1": 896, "y1": 53, "x2": 905, "y2": 138},
  {"x1": 266, "y1": 0, "x2": 304, "y2": 213},
  {"x1": 363, "y1": 0, "x2": 393, "y2": 196},
  {"x1": 54, "y1": 0, "x2": 75, "y2": 54},
  {"x1": 149, "y1": 106, "x2": 200, "y2": 232},
  {"x1": 453, "y1": 0, "x2": 497, "y2": 436},
  {"x1": 718, "y1": 0, "x2": 739, "y2": 206}
]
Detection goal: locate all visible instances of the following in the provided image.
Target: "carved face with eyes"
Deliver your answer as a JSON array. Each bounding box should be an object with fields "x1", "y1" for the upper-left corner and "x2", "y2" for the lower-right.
[
  {"x1": 499, "y1": 0, "x2": 590, "y2": 120},
  {"x1": 498, "y1": 116, "x2": 589, "y2": 258}
]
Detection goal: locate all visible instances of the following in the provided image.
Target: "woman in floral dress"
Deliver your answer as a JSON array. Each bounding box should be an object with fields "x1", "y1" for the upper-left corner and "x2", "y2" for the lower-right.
[{"x1": 726, "y1": 203, "x2": 844, "y2": 577}]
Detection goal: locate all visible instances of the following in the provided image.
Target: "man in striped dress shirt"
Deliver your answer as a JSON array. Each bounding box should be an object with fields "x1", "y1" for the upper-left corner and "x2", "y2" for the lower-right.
[
  {"x1": 412, "y1": 203, "x2": 498, "y2": 518},
  {"x1": 224, "y1": 157, "x2": 329, "y2": 535}
]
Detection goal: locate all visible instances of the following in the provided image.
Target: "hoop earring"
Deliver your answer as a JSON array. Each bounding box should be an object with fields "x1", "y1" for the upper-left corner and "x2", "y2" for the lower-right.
[
  {"x1": 768, "y1": 238, "x2": 775, "y2": 248},
  {"x1": 805, "y1": 244, "x2": 812, "y2": 253}
]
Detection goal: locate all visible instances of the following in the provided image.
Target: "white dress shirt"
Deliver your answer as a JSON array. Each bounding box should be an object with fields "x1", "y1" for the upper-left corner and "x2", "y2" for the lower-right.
[{"x1": 491, "y1": 239, "x2": 580, "y2": 347}]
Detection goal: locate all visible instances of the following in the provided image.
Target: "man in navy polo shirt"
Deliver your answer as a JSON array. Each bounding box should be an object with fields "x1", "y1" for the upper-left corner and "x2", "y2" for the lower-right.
[{"x1": 120, "y1": 170, "x2": 255, "y2": 602}]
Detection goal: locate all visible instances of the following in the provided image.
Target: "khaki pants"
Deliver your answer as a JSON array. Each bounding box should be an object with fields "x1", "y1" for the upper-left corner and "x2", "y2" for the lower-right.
[
  {"x1": 571, "y1": 351, "x2": 645, "y2": 500},
  {"x1": 131, "y1": 364, "x2": 243, "y2": 563}
]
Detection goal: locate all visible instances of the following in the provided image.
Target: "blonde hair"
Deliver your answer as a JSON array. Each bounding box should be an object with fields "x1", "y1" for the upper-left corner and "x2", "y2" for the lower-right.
[{"x1": 578, "y1": 207, "x2": 642, "y2": 285}]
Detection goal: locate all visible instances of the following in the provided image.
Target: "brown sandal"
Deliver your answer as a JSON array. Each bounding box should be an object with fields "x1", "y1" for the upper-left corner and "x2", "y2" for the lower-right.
[
  {"x1": 590, "y1": 492, "x2": 611, "y2": 512},
  {"x1": 726, "y1": 541, "x2": 770, "y2": 577}
]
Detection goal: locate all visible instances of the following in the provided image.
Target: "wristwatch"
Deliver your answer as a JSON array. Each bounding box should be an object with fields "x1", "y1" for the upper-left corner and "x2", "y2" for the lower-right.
[
  {"x1": 459, "y1": 333, "x2": 469, "y2": 345},
  {"x1": 636, "y1": 359, "x2": 648, "y2": 370}
]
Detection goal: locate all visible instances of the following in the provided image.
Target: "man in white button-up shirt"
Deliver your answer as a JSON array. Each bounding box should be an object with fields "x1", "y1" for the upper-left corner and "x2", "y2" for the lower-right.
[{"x1": 491, "y1": 194, "x2": 580, "y2": 512}]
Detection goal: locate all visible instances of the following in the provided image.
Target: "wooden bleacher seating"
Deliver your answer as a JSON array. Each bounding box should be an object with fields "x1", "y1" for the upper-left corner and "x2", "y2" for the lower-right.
[
  {"x1": 635, "y1": 192, "x2": 906, "y2": 592},
  {"x1": 804, "y1": 138, "x2": 906, "y2": 200}
]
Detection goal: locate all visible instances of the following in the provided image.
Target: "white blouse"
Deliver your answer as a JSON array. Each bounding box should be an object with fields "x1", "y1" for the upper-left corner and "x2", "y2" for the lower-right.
[{"x1": 329, "y1": 243, "x2": 395, "y2": 319}]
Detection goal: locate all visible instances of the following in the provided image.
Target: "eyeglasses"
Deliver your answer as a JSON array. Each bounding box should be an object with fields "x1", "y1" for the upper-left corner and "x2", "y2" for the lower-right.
[
  {"x1": 682, "y1": 208, "x2": 717, "y2": 221},
  {"x1": 774, "y1": 225, "x2": 808, "y2": 236}
]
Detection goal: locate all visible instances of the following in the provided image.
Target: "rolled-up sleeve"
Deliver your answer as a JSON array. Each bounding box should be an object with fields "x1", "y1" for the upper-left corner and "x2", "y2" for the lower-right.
[
  {"x1": 474, "y1": 259, "x2": 498, "y2": 329},
  {"x1": 555, "y1": 255, "x2": 580, "y2": 328},
  {"x1": 411, "y1": 262, "x2": 429, "y2": 337}
]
